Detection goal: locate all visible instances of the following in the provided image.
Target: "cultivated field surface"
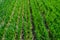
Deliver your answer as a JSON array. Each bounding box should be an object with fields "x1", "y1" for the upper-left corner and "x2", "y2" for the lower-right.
[{"x1": 0, "y1": 0, "x2": 60, "y2": 40}]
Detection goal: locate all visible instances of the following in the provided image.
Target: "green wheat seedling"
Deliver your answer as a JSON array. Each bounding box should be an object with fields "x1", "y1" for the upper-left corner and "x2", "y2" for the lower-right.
[{"x1": 0, "y1": 0, "x2": 60, "y2": 40}]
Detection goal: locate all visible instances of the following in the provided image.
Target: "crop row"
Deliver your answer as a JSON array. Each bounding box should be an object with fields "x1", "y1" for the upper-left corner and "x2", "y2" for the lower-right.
[
  {"x1": 0, "y1": 0, "x2": 16, "y2": 40},
  {"x1": 30, "y1": 0, "x2": 50, "y2": 40},
  {"x1": 37, "y1": 0, "x2": 60, "y2": 40}
]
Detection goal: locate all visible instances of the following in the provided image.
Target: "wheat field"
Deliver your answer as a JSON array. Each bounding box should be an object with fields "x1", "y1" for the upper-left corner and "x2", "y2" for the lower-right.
[{"x1": 0, "y1": 0, "x2": 60, "y2": 40}]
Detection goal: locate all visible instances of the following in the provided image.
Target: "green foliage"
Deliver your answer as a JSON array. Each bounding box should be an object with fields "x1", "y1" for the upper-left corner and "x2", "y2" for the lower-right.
[{"x1": 0, "y1": 0, "x2": 60, "y2": 40}]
